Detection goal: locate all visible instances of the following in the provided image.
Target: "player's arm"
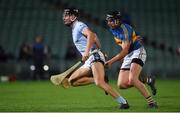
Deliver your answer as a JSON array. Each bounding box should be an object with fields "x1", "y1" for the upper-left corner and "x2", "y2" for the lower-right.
[
  {"x1": 94, "y1": 33, "x2": 101, "y2": 49},
  {"x1": 106, "y1": 38, "x2": 131, "y2": 66},
  {"x1": 82, "y1": 27, "x2": 96, "y2": 61}
]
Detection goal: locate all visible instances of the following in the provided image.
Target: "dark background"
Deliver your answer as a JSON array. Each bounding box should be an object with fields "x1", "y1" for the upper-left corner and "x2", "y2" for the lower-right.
[{"x1": 0, "y1": 0, "x2": 179, "y2": 81}]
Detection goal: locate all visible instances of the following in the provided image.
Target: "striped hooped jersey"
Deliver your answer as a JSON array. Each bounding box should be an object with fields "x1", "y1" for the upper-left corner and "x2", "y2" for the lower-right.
[{"x1": 109, "y1": 23, "x2": 142, "y2": 53}]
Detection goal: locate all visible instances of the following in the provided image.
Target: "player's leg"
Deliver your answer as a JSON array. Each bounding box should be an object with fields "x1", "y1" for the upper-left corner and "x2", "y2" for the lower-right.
[
  {"x1": 135, "y1": 47, "x2": 157, "y2": 95},
  {"x1": 117, "y1": 70, "x2": 131, "y2": 89},
  {"x1": 117, "y1": 55, "x2": 133, "y2": 89},
  {"x1": 129, "y1": 62, "x2": 158, "y2": 108},
  {"x1": 67, "y1": 67, "x2": 94, "y2": 87},
  {"x1": 69, "y1": 67, "x2": 94, "y2": 86},
  {"x1": 139, "y1": 75, "x2": 157, "y2": 95},
  {"x1": 129, "y1": 63, "x2": 150, "y2": 97},
  {"x1": 71, "y1": 76, "x2": 94, "y2": 86},
  {"x1": 91, "y1": 62, "x2": 129, "y2": 109}
]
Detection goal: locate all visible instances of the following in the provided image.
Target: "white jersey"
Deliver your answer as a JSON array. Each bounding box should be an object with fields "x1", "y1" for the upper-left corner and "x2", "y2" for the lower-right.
[
  {"x1": 121, "y1": 47, "x2": 146, "y2": 70},
  {"x1": 72, "y1": 20, "x2": 95, "y2": 55}
]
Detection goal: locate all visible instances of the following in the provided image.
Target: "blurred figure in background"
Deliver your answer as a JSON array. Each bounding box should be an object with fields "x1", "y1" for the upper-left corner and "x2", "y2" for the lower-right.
[{"x1": 31, "y1": 36, "x2": 49, "y2": 80}]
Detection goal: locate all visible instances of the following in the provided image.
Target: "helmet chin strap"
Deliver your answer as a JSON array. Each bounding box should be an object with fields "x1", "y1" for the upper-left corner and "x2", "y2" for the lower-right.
[{"x1": 70, "y1": 16, "x2": 77, "y2": 22}]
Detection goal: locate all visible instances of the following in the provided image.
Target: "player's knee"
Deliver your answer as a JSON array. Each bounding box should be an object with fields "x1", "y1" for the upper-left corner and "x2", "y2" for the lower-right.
[
  {"x1": 94, "y1": 80, "x2": 104, "y2": 88},
  {"x1": 128, "y1": 79, "x2": 133, "y2": 86},
  {"x1": 117, "y1": 82, "x2": 129, "y2": 89},
  {"x1": 128, "y1": 78, "x2": 137, "y2": 86}
]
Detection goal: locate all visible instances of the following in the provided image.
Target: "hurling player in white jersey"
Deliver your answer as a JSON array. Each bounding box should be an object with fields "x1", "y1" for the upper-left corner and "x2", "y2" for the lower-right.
[{"x1": 62, "y1": 8, "x2": 129, "y2": 109}]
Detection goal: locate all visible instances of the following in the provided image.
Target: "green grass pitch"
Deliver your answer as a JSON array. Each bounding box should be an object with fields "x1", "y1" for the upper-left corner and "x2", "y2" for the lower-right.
[{"x1": 0, "y1": 79, "x2": 180, "y2": 112}]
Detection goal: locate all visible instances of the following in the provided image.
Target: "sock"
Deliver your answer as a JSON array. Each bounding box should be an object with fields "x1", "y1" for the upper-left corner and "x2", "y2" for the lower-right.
[
  {"x1": 116, "y1": 96, "x2": 127, "y2": 104},
  {"x1": 146, "y1": 96, "x2": 155, "y2": 104}
]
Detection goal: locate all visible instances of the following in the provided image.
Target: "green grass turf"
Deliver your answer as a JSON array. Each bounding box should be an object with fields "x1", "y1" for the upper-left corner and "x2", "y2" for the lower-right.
[{"x1": 0, "y1": 79, "x2": 180, "y2": 112}]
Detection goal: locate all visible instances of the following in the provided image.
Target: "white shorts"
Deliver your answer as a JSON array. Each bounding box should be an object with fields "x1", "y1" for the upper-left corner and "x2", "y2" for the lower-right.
[
  {"x1": 121, "y1": 47, "x2": 147, "y2": 70},
  {"x1": 80, "y1": 49, "x2": 105, "y2": 69}
]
